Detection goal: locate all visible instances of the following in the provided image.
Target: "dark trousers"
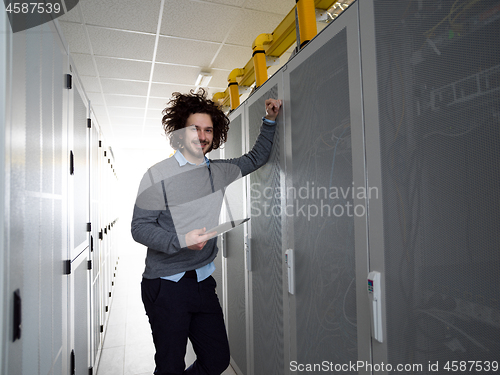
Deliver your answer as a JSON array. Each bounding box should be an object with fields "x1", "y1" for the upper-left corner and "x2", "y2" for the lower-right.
[{"x1": 141, "y1": 275, "x2": 230, "y2": 375}]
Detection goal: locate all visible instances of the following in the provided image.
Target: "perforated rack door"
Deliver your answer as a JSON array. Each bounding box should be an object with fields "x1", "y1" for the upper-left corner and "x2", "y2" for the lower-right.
[
  {"x1": 362, "y1": 0, "x2": 500, "y2": 370},
  {"x1": 246, "y1": 82, "x2": 284, "y2": 375},
  {"x1": 283, "y1": 7, "x2": 362, "y2": 369}
]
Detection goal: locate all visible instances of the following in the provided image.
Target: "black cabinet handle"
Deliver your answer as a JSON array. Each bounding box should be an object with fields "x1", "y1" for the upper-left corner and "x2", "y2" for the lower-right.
[
  {"x1": 13, "y1": 289, "x2": 21, "y2": 341},
  {"x1": 69, "y1": 151, "x2": 74, "y2": 175}
]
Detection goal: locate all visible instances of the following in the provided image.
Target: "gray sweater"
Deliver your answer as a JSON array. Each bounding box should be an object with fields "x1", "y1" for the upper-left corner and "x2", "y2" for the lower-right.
[{"x1": 131, "y1": 120, "x2": 276, "y2": 279}]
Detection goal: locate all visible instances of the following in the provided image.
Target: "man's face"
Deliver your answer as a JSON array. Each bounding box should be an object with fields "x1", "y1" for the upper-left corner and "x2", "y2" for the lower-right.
[{"x1": 180, "y1": 113, "x2": 214, "y2": 160}]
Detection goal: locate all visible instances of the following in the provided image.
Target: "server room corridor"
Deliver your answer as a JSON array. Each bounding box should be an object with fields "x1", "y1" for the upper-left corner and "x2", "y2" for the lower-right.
[{"x1": 2, "y1": 0, "x2": 500, "y2": 375}]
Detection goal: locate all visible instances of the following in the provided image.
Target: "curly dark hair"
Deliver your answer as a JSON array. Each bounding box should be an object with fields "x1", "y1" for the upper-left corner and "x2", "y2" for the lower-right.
[{"x1": 162, "y1": 88, "x2": 230, "y2": 152}]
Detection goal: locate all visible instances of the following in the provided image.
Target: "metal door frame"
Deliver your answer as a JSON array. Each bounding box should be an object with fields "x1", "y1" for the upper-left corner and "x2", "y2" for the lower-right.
[
  {"x1": 0, "y1": 11, "x2": 9, "y2": 375},
  {"x1": 68, "y1": 72, "x2": 92, "y2": 375},
  {"x1": 225, "y1": 103, "x2": 248, "y2": 375},
  {"x1": 358, "y1": 0, "x2": 389, "y2": 370}
]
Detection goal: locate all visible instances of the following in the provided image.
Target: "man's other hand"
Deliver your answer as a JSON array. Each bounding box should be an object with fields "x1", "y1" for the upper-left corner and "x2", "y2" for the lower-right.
[
  {"x1": 185, "y1": 227, "x2": 217, "y2": 250},
  {"x1": 264, "y1": 99, "x2": 282, "y2": 122}
]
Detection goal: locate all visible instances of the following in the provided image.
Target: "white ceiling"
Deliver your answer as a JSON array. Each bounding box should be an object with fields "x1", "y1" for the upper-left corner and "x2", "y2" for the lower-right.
[{"x1": 57, "y1": 0, "x2": 324, "y2": 156}]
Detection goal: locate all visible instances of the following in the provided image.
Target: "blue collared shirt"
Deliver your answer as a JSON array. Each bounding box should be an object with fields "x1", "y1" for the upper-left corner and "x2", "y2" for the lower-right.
[{"x1": 160, "y1": 150, "x2": 215, "y2": 282}]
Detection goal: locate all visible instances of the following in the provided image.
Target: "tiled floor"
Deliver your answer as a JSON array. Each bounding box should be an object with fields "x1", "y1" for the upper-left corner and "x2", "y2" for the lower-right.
[{"x1": 96, "y1": 238, "x2": 237, "y2": 375}]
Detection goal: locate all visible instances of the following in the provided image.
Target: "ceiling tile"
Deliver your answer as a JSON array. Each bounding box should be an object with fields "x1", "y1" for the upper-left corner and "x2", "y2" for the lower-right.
[
  {"x1": 143, "y1": 119, "x2": 163, "y2": 129},
  {"x1": 147, "y1": 109, "x2": 164, "y2": 119},
  {"x1": 101, "y1": 79, "x2": 149, "y2": 96},
  {"x1": 225, "y1": 9, "x2": 285, "y2": 46},
  {"x1": 87, "y1": 27, "x2": 156, "y2": 60},
  {"x1": 105, "y1": 94, "x2": 147, "y2": 108},
  {"x1": 208, "y1": 69, "x2": 231, "y2": 89},
  {"x1": 150, "y1": 83, "x2": 194, "y2": 98},
  {"x1": 109, "y1": 136, "x2": 135, "y2": 149},
  {"x1": 58, "y1": 3, "x2": 82, "y2": 23},
  {"x1": 149, "y1": 86, "x2": 225, "y2": 111},
  {"x1": 152, "y1": 63, "x2": 199, "y2": 85},
  {"x1": 112, "y1": 125, "x2": 143, "y2": 142},
  {"x1": 78, "y1": 76, "x2": 101, "y2": 93},
  {"x1": 156, "y1": 37, "x2": 220, "y2": 67},
  {"x1": 111, "y1": 124, "x2": 138, "y2": 135},
  {"x1": 202, "y1": 0, "x2": 246, "y2": 6},
  {"x1": 95, "y1": 57, "x2": 152, "y2": 80},
  {"x1": 59, "y1": 21, "x2": 91, "y2": 54},
  {"x1": 107, "y1": 107, "x2": 146, "y2": 118},
  {"x1": 70, "y1": 53, "x2": 98, "y2": 76},
  {"x1": 87, "y1": 92, "x2": 105, "y2": 106},
  {"x1": 91, "y1": 105, "x2": 109, "y2": 121},
  {"x1": 160, "y1": 0, "x2": 242, "y2": 43},
  {"x1": 147, "y1": 104, "x2": 167, "y2": 113},
  {"x1": 110, "y1": 117, "x2": 144, "y2": 127},
  {"x1": 80, "y1": 0, "x2": 161, "y2": 34},
  {"x1": 148, "y1": 97, "x2": 171, "y2": 110},
  {"x1": 243, "y1": 0, "x2": 294, "y2": 15},
  {"x1": 210, "y1": 44, "x2": 250, "y2": 70}
]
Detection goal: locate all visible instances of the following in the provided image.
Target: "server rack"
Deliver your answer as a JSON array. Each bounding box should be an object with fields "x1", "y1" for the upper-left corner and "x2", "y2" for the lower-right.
[
  {"x1": 89, "y1": 109, "x2": 103, "y2": 369},
  {"x1": 225, "y1": 1, "x2": 499, "y2": 374},
  {"x1": 245, "y1": 78, "x2": 284, "y2": 375},
  {"x1": 1, "y1": 17, "x2": 119, "y2": 375},
  {"x1": 361, "y1": 0, "x2": 500, "y2": 372},
  {"x1": 283, "y1": 6, "x2": 368, "y2": 374},
  {"x1": 2, "y1": 21, "x2": 71, "y2": 375},
  {"x1": 227, "y1": 4, "x2": 369, "y2": 374}
]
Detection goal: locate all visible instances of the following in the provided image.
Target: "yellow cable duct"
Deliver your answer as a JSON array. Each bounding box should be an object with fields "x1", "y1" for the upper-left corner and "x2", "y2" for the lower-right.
[
  {"x1": 252, "y1": 33, "x2": 274, "y2": 88},
  {"x1": 228, "y1": 68, "x2": 246, "y2": 110},
  {"x1": 214, "y1": 0, "x2": 342, "y2": 109},
  {"x1": 297, "y1": 0, "x2": 318, "y2": 48}
]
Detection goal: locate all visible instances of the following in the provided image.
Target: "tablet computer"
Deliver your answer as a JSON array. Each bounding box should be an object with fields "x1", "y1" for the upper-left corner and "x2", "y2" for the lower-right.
[{"x1": 206, "y1": 217, "x2": 250, "y2": 239}]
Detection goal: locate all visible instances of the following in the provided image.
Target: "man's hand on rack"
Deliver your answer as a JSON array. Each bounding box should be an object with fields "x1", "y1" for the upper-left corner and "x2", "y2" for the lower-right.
[{"x1": 264, "y1": 99, "x2": 282, "y2": 122}]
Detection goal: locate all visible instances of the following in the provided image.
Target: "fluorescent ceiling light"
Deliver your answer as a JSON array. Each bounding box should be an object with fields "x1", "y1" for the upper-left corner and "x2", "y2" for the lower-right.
[{"x1": 195, "y1": 72, "x2": 212, "y2": 87}]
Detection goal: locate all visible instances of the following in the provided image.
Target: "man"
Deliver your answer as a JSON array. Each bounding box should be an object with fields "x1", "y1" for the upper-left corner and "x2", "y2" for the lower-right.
[{"x1": 131, "y1": 88, "x2": 281, "y2": 375}]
